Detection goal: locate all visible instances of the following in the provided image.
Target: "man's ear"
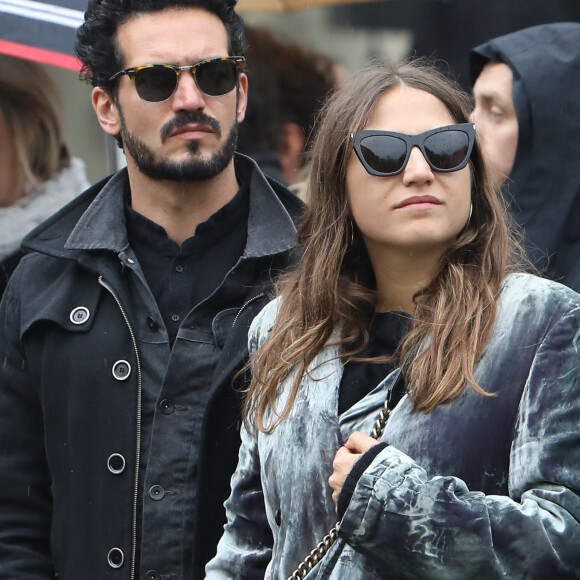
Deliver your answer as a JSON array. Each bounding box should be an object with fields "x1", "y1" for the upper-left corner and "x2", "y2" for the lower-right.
[
  {"x1": 236, "y1": 73, "x2": 248, "y2": 123},
  {"x1": 278, "y1": 122, "x2": 306, "y2": 186},
  {"x1": 92, "y1": 86, "x2": 122, "y2": 138}
]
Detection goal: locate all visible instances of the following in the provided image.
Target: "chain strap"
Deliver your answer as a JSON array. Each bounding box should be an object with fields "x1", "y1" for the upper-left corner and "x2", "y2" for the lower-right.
[
  {"x1": 286, "y1": 398, "x2": 392, "y2": 580},
  {"x1": 286, "y1": 524, "x2": 341, "y2": 580}
]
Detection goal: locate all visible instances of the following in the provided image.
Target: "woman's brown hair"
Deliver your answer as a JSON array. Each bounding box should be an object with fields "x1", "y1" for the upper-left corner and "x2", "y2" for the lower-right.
[
  {"x1": 245, "y1": 59, "x2": 526, "y2": 434},
  {"x1": 0, "y1": 55, "x2": 71, "y2": 201}
]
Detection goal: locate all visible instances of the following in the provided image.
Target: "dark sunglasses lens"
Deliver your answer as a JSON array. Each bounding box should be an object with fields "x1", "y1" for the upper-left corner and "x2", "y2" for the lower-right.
[
  {"x1": 424, "y1": 130, "x2": 469, "y2": 170},
  {"x1": 196, "y1": 60, "x2": 237, "y2": 96},
  {"x1": 360, "y1": 135, "x2": 407, "y2": 175},
  {"x1": 134, "y1": 67, "x2": 177, "y2": 102}
]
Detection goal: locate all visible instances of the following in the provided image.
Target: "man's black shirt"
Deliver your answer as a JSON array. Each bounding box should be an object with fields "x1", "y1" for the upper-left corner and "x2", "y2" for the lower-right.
[{"x1": 125, "y1": 183, "x2": 249, "y2": 345}]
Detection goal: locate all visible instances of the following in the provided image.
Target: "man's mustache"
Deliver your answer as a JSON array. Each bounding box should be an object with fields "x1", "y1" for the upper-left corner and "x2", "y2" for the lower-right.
[{"x1": 161, "y1": 112, "x2": 221, "y2": 143}]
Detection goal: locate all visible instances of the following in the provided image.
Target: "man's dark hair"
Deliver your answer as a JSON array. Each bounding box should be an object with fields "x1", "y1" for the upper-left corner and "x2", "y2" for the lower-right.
[{"x1": 76, "y1": 0, "x2": 246, "y2": 92}]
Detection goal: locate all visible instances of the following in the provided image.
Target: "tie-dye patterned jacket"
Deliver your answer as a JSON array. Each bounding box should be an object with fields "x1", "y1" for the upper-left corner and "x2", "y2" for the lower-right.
[{"x1": 206, "y1": 273, "x2": 580, "y2": 579}]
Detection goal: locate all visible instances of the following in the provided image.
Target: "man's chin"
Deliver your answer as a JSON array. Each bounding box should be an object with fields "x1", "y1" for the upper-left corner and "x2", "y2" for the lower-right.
[
  {"x1": 122, "y1": 120, "x2": 238, "y2": 183},
  {"x1": 136, "y1": 154, "x2": 232, "y2": 183}
]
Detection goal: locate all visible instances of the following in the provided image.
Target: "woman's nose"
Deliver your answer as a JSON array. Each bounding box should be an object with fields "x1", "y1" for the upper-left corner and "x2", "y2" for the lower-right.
[{"x1": 402, "y1": 146, "x2": 434, "y2": 186}]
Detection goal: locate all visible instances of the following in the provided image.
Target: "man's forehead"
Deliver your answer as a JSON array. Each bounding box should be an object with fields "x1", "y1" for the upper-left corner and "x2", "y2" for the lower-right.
[
  {"x1": 116, "y1": 8, "x2": 229, "y2": 66},
  {"x1": 474, "y1": 62, "x2": 514, "y2": 100}
]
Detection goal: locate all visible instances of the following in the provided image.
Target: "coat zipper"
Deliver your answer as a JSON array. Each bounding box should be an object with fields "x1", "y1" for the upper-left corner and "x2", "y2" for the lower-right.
[
  {"x1": 232, "y1": 292, "x2": 265, "y2": 327},
  {"x1": 98, "y1": 275, "x2": 142, "y2": 580}
]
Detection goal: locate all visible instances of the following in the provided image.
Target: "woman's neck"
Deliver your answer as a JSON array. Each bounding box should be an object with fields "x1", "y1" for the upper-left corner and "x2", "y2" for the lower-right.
[{"x1": 370, "y1": 247, "x2": 444, "y2": 313}]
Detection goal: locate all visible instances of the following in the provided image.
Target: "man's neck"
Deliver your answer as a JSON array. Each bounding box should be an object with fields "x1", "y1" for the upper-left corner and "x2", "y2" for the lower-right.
[{"x1": 127, "y1": 160, "x2": 240, "y2": 245}]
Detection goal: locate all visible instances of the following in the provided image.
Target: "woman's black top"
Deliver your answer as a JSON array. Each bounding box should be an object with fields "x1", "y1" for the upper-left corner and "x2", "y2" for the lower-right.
[
  {"x1": 338, "y1": 311, "x2": 410, "y2": 415},
  {"x1": 337, "y1": 310, "x2": 410, "y2": 518}
]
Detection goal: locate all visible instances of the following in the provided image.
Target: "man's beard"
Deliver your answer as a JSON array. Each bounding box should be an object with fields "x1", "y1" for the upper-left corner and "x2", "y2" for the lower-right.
[{"x1": 118, "y1": 109, "x2": 238, "y2": 182}]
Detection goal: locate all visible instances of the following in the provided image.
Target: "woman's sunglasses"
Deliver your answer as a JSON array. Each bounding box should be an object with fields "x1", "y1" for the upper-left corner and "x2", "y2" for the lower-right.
[
  {"x1": 109, "y1": 56, "x2": 245, "y2": 103},
  {"x1": 352, "y1": 123, "x2": 475, "y2": 176}
]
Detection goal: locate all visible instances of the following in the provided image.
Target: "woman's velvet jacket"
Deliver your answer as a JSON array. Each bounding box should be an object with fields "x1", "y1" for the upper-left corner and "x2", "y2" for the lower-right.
[{"x1": 206, "y1": 273, "x2": 580, "y2": 579}]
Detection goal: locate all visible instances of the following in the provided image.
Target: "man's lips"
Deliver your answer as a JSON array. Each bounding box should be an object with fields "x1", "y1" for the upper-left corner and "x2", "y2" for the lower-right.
[
  {"x1": 395, "y1": 195, "x2": 442, "y2": 209},
  {"x1": 169, "y1": 124, "x2": 214, "y2": 139}
]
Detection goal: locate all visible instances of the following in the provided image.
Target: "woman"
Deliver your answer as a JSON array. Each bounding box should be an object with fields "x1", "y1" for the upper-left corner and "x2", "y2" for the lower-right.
[
  {"x1": 0, "y1": 55, "x2": 90, "y2": 297},
  {"x1": 205, "y1": 60, "x2": 580, "y2": 579}
]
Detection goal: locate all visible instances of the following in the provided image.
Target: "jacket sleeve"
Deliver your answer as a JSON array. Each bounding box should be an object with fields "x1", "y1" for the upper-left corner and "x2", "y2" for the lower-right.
[
  {"x1": 205, "y1": 303, "x2": 276, "y2": 578},
  {"x1": 0, "y1": 273, "x2": 56, "y2": 578},
  {"x1": 204, "y1": 423, "x2": 273, "y2": 579},
  {"x1": 338, "y1": 304, "x2": 580, "y2": 579}
]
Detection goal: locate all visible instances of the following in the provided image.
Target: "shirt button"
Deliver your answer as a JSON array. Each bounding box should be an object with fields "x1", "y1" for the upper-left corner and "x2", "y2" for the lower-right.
[
  {"x1": 171, "y1": 314, "x2": 180, "y2": 322},
  {"x1": 112, "y1": 360, "x2": 131, "y2": 381},
  {"x1": 107, "y1": 453, "x2": 126, "y2": 474},
  {"x1": 149, "y1": 484, "x2": 165, "y2": 501},
  {"x1": 147, "y1": 315, "x2": 159, "y2": 331},
  {"x1": 175, "y1": 264, "x2": 184, "y2": 273},
  {"x1": 159, "y1": 399, "x2": 174, "y2": 414},
  {"x1": 107, "y1": 547, "x2": 124, "y2": 568},
  {"x1": 145, "y1": 571, "x2": 160, "y2": 580},
  {"x1": 69, "y1": 306, "x2": 90, "y2": 325}
]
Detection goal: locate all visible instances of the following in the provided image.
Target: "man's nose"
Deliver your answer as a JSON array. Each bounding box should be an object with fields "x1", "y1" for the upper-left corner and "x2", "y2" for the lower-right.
[{"x1": 170, "y1": 70, "x2": 206, "y2": 111}]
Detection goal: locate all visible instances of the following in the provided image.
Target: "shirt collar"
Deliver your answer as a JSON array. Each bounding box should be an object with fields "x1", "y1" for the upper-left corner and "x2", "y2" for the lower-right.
[
  {"x1": 124, "y1": 178, "x2": 249, "y2": 255},
  {"x1": 65, "y1": 169, "x2": 130, "y2": 253},
  {"x1": 238, "y1": 154, "x2": 298, "y2": 259},
  {"x1": 64, "y1": 155, "x2": 298, "y2": 259}
]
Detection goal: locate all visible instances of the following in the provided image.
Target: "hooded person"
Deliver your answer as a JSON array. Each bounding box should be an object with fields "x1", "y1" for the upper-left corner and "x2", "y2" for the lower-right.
[{"x1": 470, "y1": 22, "x2": 580, "y2": 292}]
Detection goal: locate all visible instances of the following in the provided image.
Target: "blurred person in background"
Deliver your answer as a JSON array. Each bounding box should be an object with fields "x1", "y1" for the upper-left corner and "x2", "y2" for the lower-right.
[
  {"x1": 471, "y1": 22, "x2": 580, "y2": 292},
  {"x1": 237, "y1": 25, "x2": 340, "y2": 192},
  {"x1": 0, "y1": 55, "x2": 90, "y2": 297}
]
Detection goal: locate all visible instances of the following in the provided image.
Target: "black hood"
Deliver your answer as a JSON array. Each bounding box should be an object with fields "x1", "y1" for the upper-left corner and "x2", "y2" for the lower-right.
[{"x1": 470, "y1": 23, "x2": 580, "y2": 287}]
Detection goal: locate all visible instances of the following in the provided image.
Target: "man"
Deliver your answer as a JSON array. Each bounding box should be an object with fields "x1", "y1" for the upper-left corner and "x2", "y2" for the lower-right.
[
  {"x1": 470, "y1": 22, "x2": 580, "y2": 292},
  {"x1": 0, "y1": 1, "x2": 302, "y2": 578}
]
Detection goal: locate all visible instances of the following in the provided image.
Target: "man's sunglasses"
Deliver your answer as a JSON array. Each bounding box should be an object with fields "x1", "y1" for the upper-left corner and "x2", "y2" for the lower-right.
[
  {"x1": 109, "y1": 56, "x2": 245, "y2": 102},
  {"x1": 352, "y1": 123, "x2": 475, "y2": 176}
]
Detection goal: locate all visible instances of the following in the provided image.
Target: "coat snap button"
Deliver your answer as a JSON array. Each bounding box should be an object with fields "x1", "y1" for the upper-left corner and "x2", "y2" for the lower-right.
[
  {"x1": 107, "y1": 453, "x2": 126, "y2": 474},
  {"x1": 69, "y1": 306, "x2": 90, "y2": 325},
  {"x1": 112, "y1": 360, "x2": 131, "y2": 381},
  {"x1": 159, "y1": 399, "x2": 174, "y2": 414},
  {"x1": 145, "y1": 571, "x2": 160, "y2": 580},
  {"x1": 107, "y1": 547, "x2": 124, "y2": 568},
  {"x1": 149, "y1": 484, "x2": 165, "y2": 501}
]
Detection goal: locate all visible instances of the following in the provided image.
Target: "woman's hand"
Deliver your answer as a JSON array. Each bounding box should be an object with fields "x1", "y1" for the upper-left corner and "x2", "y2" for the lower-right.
[{"x1": 329, "y1": 431, "x2": 379, "y2": 506}]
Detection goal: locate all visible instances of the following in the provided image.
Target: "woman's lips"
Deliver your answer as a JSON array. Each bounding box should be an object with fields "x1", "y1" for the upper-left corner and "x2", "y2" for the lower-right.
[{"x1": 395, "y1": 195, "x2": 442, "y2": 209}]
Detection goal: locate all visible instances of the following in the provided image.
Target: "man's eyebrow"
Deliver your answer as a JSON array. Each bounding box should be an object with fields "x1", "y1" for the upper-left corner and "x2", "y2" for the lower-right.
[{"x1": 474, "y1": 88, "x2": 508, "y2": 104}]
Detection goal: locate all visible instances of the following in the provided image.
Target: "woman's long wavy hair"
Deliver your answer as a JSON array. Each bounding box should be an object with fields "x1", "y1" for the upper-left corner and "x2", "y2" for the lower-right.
[{"x1": 245, "y1": 59, "x2": 526, "y2": 434}]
